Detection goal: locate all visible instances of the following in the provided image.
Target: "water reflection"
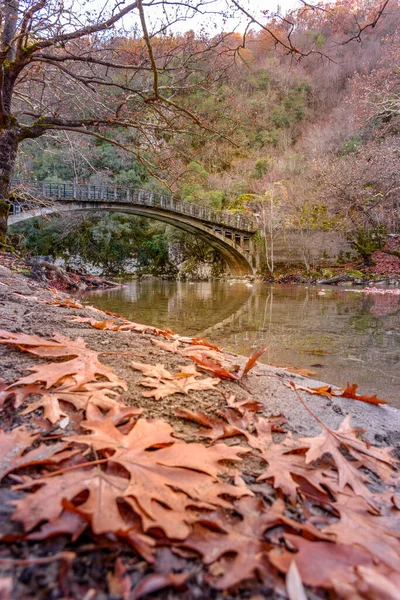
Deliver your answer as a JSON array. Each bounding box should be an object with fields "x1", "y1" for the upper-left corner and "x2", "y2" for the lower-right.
[{"x1": 82, "y1": 281, "x2": 400, "y2": 406}]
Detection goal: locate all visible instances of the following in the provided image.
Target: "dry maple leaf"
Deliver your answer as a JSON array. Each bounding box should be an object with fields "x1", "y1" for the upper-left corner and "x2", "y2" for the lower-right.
[
  {"x1": 333, "y1": 565, "x2": 400, "y2": 600},
  {"x1": 183, "y1": 497, "x2": 287, "y2": 589},
  {"x1": 225, "y1": 393, "x2": 264, "y2": 414},
  {"x1": 107, "y1": 558, "x2": 131, "y2": 600},
  {"x1": 287, "y1": 382, "x2": 334, "y2": 398},
  {"x1": 152, "y1": 339, "x2": 223, "y2": 363},
  {"x1": 8, "y1": 380, "x2": 127, "y2": 424},
  {"x1": 131, "y1": 361, "x2": 173, "y2": 380},
  {"x1": 70, "y1": 316, "x2": 120, "y2": 330},
  {"x1": 242, "y1": 345, "x2": 269, "y2": 377},
  {"x1": 186, "y1": 356, "x2": 239, "y2": 380},
  {"x1": 174, "y1": 408, "x2": 250, "y2": 441},
  {"x1": 269, "y1": 533, "x2": 376, "y2": 589},
  {"x1": 140, "y1": 374, "x2": 220, "y2": 400},
  {"x1": 131, "y1": 572, "x2": 190, "y2": 600},
  {"x1": 290, "y1": 384, "x2": 397, "y2": 501},
  {"x1": 12, "y1": 467, "x2": 131, "y2": 534},
  {"x1": 26, "y1": 511, "x2": 87, "y2": 542},
  {"x1": 0, "y1": 427, "x2": 71, "y2": 481},
  {"x1": 300, "y1": 414, "x2": 397, "y2": 500},
  {"x1": 0, "y1": 330, "x2": 126, "y2": 390},
  {"x1": 340, "y1": 382, "x2": 389, "y2": 405},
  {"x1": 323, "y1": 494, "x2": 400, "y2": 572},
  {"x1": 66, "y1": 418, "x2": 248, "y2": 538}
]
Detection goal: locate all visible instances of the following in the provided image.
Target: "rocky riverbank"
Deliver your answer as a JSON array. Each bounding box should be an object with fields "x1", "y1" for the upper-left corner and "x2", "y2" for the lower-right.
[{"x1": 0, "y1": 257, "x2": 399, "y2": 599}]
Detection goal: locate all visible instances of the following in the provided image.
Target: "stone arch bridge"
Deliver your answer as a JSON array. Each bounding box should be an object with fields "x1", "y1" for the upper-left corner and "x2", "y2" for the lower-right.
[{"x1": 9, "y1": 181, "x2": 258, "y2": 275}]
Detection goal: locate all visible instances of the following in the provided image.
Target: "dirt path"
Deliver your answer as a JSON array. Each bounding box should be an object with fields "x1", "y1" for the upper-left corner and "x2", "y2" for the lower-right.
[{"x1": 0, "y1": 260, "x2": 399, "y2": 599}]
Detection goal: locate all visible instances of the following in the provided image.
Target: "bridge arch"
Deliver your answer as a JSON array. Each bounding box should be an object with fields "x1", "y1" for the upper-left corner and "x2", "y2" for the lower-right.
[{"x1": 9, "y1": 183, "x2": 257, "y2": 275}]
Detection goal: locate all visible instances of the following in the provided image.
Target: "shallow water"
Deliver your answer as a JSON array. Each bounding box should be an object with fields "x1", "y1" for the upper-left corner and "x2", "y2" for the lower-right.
[{"x1": 82, "y1": 281, "x2": 400, "y2": 407}]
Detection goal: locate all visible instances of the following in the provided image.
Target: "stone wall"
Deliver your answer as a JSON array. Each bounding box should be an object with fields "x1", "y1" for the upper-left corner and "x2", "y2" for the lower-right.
[{"x1": 270, "y1": 229, "x2": 353, "y2": 267}]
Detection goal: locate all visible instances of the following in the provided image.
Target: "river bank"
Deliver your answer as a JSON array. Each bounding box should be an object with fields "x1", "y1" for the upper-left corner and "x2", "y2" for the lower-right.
[{"x1": 0, "y1": 258, "x2": 399, "y2": 599}]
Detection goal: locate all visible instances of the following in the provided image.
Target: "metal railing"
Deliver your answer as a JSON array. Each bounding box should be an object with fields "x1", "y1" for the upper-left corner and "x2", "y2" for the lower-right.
[{"x1": 10, "y1": 180, "x2": 257, "y2": 233}]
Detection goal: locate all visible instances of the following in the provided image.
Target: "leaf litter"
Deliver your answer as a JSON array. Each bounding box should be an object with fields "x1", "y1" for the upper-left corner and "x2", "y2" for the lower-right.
[{"x1": 0, "y1": 301, "x2": 399, "y2": 600}]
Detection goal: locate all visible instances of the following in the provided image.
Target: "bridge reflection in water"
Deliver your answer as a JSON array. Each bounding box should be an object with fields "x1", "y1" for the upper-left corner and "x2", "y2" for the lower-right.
[{"x1": 81, "y1": 280, "x2": 400, "y2": 406}]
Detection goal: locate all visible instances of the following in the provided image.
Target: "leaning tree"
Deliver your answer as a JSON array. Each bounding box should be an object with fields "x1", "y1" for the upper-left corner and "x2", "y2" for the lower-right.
[
  {"x1": 0, "y1": 0, "x2": 240, "y2": 243},
  {"x1": 0, "y1": 0, "x2": 392, "y2": 244}
]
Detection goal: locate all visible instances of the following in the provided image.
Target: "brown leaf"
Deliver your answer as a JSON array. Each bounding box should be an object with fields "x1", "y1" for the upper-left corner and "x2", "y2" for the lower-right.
[
  {"x1": 269, "y1": 533, "x2": 375, "y2": 588},
  {"x1": 140, "y1": 374, "x2": 220, "y2": 399},
  {"x1": 285, "y1": 367, "x2": 317, "y2": 377},
  {"x1": 174, "y1": 408, "x2": 249, "y2": 441},
  {"x1": 0, "y1": 330, "x2": 126, "y2": 390},
  {"x1": 186, "y1": 356, "x2": 239, "y2": 380},
  {"x1": 12, "y1": 468, "x2": 131, "y2": 535},
  {"x1": 107, "y1": 558, "x2": 131, "y2": 600},
  {"x1": 323, "y1": 494, "x2": 400, "y2": 571},
  {"x1": 66, "y1": 418, "x2": 247, "y2": 539},
  {"x1": 26, "y1": 511, "x2": 87, "y2": 542},
  {"x1": 183, "y1": 497, "x2": 284, "y2": 589},
  {"x1": 131, "y1": 361, "x2": 173, "y2": 379},
  {"x1": 225, "y1": 393, "x2": 264, "y2": 414},
  {"x1": 19, "y1": 382, "x2": 126, "y2": 424},
  {"x1": 340, "y1": 382, "x2": 389, "y2": 405},
  {"x1": 175, "y1": 336, "x2": 222, "y2": 351},
  {"x1": 242, "y1": 345, "x2": 269, "y2": 377},
  {"x1": 131, "y1": 572, "x2": 189, "y2": 600},
  {"x1": 288, "y1": 382, "x2": 334, "y2": 398},
  {"x1": 152, "y1": 339, "x2": 181, "y2": 354},
  {"x1": 300, "y1": 414, "x2": 396, "y2": 500},
  {"x1": 0, "y1": 427, "x2": 70, "y2": 481}
]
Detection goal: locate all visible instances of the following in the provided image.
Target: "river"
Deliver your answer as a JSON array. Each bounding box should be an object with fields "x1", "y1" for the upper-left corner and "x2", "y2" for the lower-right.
[{"x1": 81, "y1": 280, "x2": 400, "y2": 408}]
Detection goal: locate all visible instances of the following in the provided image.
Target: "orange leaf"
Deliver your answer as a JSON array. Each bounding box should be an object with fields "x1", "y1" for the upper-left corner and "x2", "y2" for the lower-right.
[
  {"x1": 340, "y1": 383, "x2": 389, "y2": 405},
  {"x1": 242, "y1": 345, "x2": 269, "y2": 378}
]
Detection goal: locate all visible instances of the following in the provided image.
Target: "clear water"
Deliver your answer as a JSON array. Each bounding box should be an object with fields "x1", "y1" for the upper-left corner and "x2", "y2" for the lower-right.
[{"x1": 81, "y1": 281, "x2": 400, "y2": 407}]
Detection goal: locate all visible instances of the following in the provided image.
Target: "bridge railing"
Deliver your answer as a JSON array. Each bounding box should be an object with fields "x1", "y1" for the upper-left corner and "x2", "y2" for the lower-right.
[{"x1": 11, "y1": 180, "x2": 257, "y2": 233}]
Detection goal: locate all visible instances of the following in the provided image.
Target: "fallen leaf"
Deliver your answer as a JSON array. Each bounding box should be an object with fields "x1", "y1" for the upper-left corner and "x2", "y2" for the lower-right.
[
  {"x1": 269, "y1": 533, "x2": 375, "y2": 588},
  {"x1": 0, "y1": 330, "x2": 126, "y2": 390},
  {"x1": 186, "y1": 356, "x2": 239, "y2": 380},
  {"x1": 242, "y1": 345, "x2": 269, "y2": 377},
  {"x1": 183, "y1": 497, "x2": 281, "y2": 588},
  {"x1": 288, "y1": 382, "x2": 334, "y2": 398},
  {"x1": 19, "y1": 382, "x2": 126, "y2": 424},
  {"x1": 323, "y1": 494, "x2": 400, "y2": 571},
  {"x1": 340, "y1": 382, "x2": 389, "y2": 405},
  {"x1": 285, "y1": 367, "x2": 317, "y2": 377},
  {"x1": 0, "y1": 427, "x2": 70, "y2": 481},
  {"x1": 140, "y1": 374, "x2": 220, "y2": 399},
  {"x1": 225, "y1": 394, "x2": 263, "y2": 414},
  {"x1": 65, "y1": 418, "x2": 248, "y2": 539},
  {"x1": 107, "y1": 558, "x2": 131, "y2": 600},
  {"x1": 174, "y1": 407, "x2": 249, "y2": 441},
  {"x1": 131, "y1": 361, "x2": 173, "y2": 379},
  {"x1": 26, "y1": 511, "x2": 87, "y2": 542},
  {"x1": 70, "y1": 316, "x2": 119, "y2": 330},
  {"x1": 131, "y1": 572, "x2": 189, "y2": 600}
]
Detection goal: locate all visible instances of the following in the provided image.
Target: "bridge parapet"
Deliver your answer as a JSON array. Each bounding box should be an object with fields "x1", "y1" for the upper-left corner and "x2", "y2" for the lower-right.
[{"x1": 11, "y1": 180, "x2": 257, "y2": 234}]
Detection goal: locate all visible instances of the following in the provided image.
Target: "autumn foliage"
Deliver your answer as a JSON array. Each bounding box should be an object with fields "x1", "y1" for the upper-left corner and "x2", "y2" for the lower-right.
[{"x1": 0, "y1": 297, "x2": 399, "y2": 599}]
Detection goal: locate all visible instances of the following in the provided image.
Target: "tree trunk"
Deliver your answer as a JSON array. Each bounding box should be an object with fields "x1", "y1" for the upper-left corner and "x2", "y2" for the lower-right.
[{"x1": 0, "y1": 126, "x2": 19, "y2": 245}]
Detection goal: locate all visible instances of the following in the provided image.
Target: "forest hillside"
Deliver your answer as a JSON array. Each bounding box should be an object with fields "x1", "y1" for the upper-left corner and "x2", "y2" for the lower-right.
[{"x1": 11, "y1": 0, "x2": 400, "y2": 277}]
